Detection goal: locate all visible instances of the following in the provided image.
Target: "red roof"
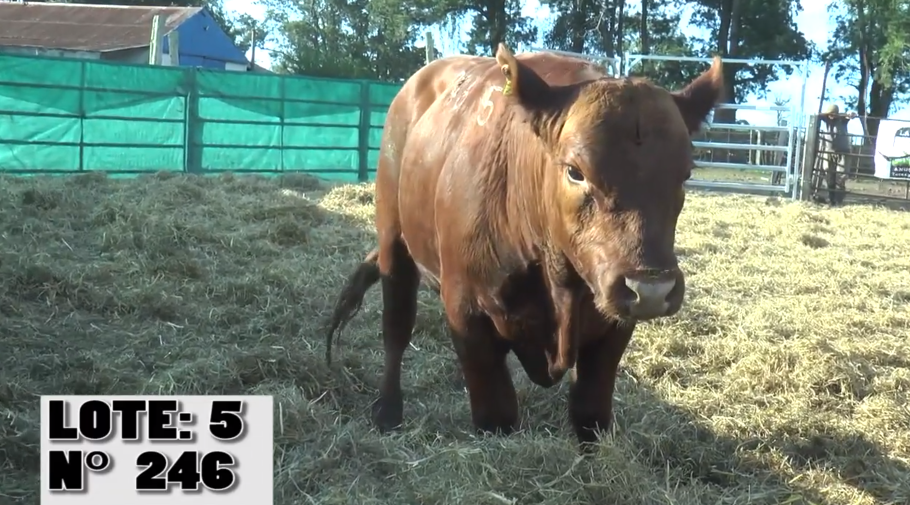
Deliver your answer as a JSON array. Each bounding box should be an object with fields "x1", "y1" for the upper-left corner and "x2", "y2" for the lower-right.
[{"x1": 0, "y1": 2, "x2": 201, "y2": 52}]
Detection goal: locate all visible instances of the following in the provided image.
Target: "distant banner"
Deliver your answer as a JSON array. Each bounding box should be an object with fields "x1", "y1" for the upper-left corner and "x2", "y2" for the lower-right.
[{"x1": 873, "y1": 119, "x2": 910, "y2": 180}]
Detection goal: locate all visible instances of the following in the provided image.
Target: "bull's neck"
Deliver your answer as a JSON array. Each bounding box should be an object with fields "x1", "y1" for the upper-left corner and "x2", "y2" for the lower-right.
[{"x1": 502, "y1": 125, "x2": 550, "y2": 260}]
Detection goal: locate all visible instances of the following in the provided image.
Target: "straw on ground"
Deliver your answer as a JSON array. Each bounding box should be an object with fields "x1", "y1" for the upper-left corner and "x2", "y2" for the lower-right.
[{"x1": 1, "y1": 172, "x2": 908, "y2": 504}]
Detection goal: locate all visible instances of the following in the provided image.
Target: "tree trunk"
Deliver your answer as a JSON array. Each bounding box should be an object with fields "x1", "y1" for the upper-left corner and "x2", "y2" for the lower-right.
[
  {"x1": 713, "y1": 0, "x2": 739, "y2": 124},
  {"x1": 639, "y1": 0, "x2": 649, "y2": 54},
  {"x1": 570, "y1": 2, "x2": 586, "y2": 53},
  {"x1": 600, "y1": 0, "x2": 616, "y2": 57},
  {"x1": 616, "y1": 0, "x2": 625, "y2": 73},
  {"x1": 868, "y1": 80, "x2": 895, "y2": 138},
  {"x1": 485, "y1": 0, "x2": 507, "y2": 56}
]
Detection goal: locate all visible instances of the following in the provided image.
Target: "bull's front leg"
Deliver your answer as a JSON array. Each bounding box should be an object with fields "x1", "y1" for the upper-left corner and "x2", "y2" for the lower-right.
[
  {"x1": 441, "y1": 282, "x2": 518, "y2": 435},
  {"x1": 568, "y1": 322, "x2": 634, "y2": 445}
]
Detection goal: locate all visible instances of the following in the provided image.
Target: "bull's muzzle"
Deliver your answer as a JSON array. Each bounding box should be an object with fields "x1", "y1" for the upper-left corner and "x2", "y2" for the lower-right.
[{"x1": 613, "y1": 269, "x2": 685, "y2": 320}]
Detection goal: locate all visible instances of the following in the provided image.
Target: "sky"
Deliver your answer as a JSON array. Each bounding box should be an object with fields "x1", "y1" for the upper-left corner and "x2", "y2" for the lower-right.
[{"x1": 222, "y1": 0, "x2": 883, "y2": 133}]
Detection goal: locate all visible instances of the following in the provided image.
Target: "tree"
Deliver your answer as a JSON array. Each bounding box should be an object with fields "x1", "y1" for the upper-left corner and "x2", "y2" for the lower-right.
[
  {"x1": 540, "y1": 0, "x2": 601, "y2": 54},
  {"x1": 541, "y1": 0, "x2": 703, "y2": 90},
  {"x1": 622, "y1": 0, "x2": 705, "y2": 90},
  {"x1": 825, "y1": 0, "x2": 910, "y2": 137},
  {"x1": 687, "y1": 0, "x2": 812, "y2": 123},
  {"x1": 432, "y1": 0, "x2": 538, "y2": 56},
  {"x1": 259, "y1": 0, "x2": 429, "y2": 81},
  {"x1": 230, "y1": 14, "x2": 271, "y2": 57}
]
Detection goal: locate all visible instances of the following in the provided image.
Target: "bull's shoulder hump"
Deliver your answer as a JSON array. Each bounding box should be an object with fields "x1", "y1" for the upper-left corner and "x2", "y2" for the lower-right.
[
  {"x1": 421, "y1": 55, "x2": 495, "y2": 80},
  {"x1": 404, "y1": 56, "x2": 497, "y2": 99},
  {"x1": 515, "y1": 51, "x2": 608, "y2": 85}
]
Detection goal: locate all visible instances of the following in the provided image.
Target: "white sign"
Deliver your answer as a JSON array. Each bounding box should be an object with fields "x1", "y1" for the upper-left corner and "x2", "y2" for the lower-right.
[
  {"x1": 873, "y1": 118, "x2": 910, "y2": 180},
  {"x1": 40, "y1": 395, "x2": 274, "y2": 504}
]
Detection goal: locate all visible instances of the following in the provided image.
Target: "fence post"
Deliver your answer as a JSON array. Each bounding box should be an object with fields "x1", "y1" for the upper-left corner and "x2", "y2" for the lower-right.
[
  {"x1": 184, "y1": 67, "x2": 202, "y2": 173},
  {"x1": 357, "y1": 81, "x2": 371, "y2": 182},
  {"x1": 148, "y1": 15, "x2": 164, "y2": 65},
  {"x1": 279, "y1": 73, "x2": 286, "y2": 172},
  {"x1": 425, "y1": 31, "x2": 435, "y2": 64},
  {"x1": 799, "y1": 114, "x2": 820, "y2": 201},
  {"x1": 78, "y1": 60, "x2": 86, "y2": 172},
  {"x1": 167, "y1": 31, "x2": 180, "y2": 66}
]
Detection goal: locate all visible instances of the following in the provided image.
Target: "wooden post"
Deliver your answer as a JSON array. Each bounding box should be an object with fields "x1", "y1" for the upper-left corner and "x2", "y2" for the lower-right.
[
  {"x1": 167, "y1": 30, "x2": 180, "y2": 66},
  {"x1": 148, "y1": 15, "x2": 165, "y2": 65},
  {"x1": 357, "y1": 82, "x2": 371, "y2": 181},
  {"x1": 250, "y1": 27, "x2": 257, "y2": 70},
  {"x1": 816, "y1": 60, "x2": 831, "y2": 115},
  {"x1": 424, "y1": 31, "x2": 435, "y2": 64},
  {"x1": 799, "y1": 114, "x2": 821, "y2": 201}
]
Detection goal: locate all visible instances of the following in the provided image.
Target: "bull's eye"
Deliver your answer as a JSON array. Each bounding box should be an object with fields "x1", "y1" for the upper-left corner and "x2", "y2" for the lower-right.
[{"x1": 565, "y1": 165, "x2": 585, "y2": 184}]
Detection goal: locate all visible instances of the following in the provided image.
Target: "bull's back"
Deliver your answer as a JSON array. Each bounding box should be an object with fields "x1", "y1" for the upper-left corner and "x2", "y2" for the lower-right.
[
  {"x1": 375, "y1": 56, "x2": 498, "y2": 276},
  {"x1": 376, "y1": 52, "x2": 608, "y2": 278},
  {"x1": 381, "y1": 51, "x2": 608, "y2": 190},
  {"x1": 377, "y1": 56, "x2": 491, "y2": 181}
]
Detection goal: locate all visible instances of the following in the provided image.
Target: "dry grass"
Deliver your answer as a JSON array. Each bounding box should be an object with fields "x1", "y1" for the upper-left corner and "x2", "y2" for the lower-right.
[{"x1": 1, "y1": 172, "x2": 909, "y2": 505}]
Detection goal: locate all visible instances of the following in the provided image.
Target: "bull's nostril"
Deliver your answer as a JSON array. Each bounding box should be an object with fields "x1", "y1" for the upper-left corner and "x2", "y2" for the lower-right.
[
  {"x1": 624, "y1": 277, "x2": 676, "y2": 301},
  {"x1": 666, "y1": 276, "x2": 684, "y2": 300},
  {"x1": 623, "y1": 277, "x2": 676, "y2": 318},
  {"x1": 616, "y1": 279, "x2": 638, "y2": 305}
]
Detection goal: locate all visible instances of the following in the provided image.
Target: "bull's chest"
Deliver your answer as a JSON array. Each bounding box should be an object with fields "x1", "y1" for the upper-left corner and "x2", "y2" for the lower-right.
[
  {"x1": 490, "y1": 265, "x2": 557, "y2": 342},
  {"x1": 491, "y1": 268, "x2": 606, "y2": 347}
]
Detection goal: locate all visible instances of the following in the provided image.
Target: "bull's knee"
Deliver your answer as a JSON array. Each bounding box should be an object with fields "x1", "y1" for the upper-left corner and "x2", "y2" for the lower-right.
[{"x1": 442, "y1": 281, "x2": 519, "y2": 435}]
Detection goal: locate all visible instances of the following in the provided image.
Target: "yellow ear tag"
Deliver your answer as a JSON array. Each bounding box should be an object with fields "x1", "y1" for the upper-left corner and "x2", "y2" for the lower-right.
[
  {"x1": 500, "y1": 64, "x2": 512, "y2": 96},
  {"x1": 502, "y1": 78, "x2": 512, "y2": 96}
]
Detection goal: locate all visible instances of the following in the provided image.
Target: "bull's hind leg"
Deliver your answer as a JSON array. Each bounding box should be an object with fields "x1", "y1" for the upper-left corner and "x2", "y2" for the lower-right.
[
  {"x1": 442, "y1": 286, "x2": 518, "y2": 434},
  {"x1": 372, "y1": 237, "x2": 420, "y2": 432}
]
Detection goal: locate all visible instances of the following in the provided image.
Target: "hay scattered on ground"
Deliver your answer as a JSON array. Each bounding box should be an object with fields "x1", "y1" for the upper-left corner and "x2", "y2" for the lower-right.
[{"x1": 1, "y1": 172, "x2": 909, "y2": 504}]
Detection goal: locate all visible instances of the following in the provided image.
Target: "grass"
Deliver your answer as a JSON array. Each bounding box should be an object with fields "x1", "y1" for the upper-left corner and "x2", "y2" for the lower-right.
[{"x1": 2, "y1": 171, "x2": 910, "y2": 505}]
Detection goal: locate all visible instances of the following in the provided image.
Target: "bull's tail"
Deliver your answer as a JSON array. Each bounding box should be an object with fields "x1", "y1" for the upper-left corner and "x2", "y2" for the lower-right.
[{"x1": 325, "y1": 248, "x2": 381, "y2": 365}]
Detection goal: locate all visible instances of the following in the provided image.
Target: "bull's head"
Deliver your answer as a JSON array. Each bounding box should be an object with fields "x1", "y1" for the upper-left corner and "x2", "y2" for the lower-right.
[{"x1": 496, "y1": 44, "x2": 723, "y2": 321}]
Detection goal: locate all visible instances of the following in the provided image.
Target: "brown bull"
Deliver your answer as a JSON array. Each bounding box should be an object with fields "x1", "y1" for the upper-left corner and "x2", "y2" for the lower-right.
[{"x1": 325, "y1": 44, "x2": 723, "y2": 444}]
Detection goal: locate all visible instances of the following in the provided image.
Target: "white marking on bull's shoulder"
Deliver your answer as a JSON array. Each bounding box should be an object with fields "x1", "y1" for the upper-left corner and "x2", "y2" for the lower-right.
[
  {"x1": 477, "y1": 85, "x2": 504, "y2": 127},
  {"x1": 450, "y1": 71, "x2": 468, "y2": 91},
  {"x1": 383, "y1": 139, "x2": 397, "y2": 161},
  {"x1": 448, "y1": 70, "x2": 478, "y2": 112},
  {"x1": 446, "y1": 71, "x2": 467, "y2": 104}
]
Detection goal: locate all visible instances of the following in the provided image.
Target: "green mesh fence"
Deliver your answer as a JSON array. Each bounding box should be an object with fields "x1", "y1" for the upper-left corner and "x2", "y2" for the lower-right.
[{"x1": 0, "y1": 53, "x2": 402, "y2": 181}]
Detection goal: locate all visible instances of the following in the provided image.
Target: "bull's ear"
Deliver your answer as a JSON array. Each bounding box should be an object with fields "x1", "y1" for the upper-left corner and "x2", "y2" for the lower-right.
[
  {"x1": 495, "y1": 43, "x2": 551, "y2": 110},
  {"x1": 672, "y1": 56, "x2": 724, "y2": 134}
]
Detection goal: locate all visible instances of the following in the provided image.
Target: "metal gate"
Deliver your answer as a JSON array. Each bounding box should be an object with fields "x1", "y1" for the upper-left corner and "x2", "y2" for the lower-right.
[{"x1": 623, "y1": 54, "x2": 810, "y2": 199}]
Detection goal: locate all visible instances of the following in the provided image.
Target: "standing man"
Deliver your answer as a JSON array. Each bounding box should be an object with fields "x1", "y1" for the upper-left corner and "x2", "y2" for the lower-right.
[{"x1": 820, "y1": 103, "x2": 856, "y2": 205}]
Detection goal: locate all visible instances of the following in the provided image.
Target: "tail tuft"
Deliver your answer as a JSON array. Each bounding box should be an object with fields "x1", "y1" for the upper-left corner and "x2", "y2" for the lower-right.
[{"x1": 324, "y1": 249, "x2": 381, "y2": 365}]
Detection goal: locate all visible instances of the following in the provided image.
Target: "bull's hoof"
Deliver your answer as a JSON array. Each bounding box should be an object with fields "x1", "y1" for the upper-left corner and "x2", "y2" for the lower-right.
[
  {"x1": 473, "y1": 418, "x2": 517, "y2": 437},
  {"x1": 571, "y1": 414, "x2": 611, "y2": 446},
  {"x1": 451, "y1": 372, "x2": 467, "y2": 392},
  {"x1": 371, "y1": 397, "x2": 403, "y2": 432},
  {"x1": 574, "y1": 427, "x2": 609, "y2": 449}
]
